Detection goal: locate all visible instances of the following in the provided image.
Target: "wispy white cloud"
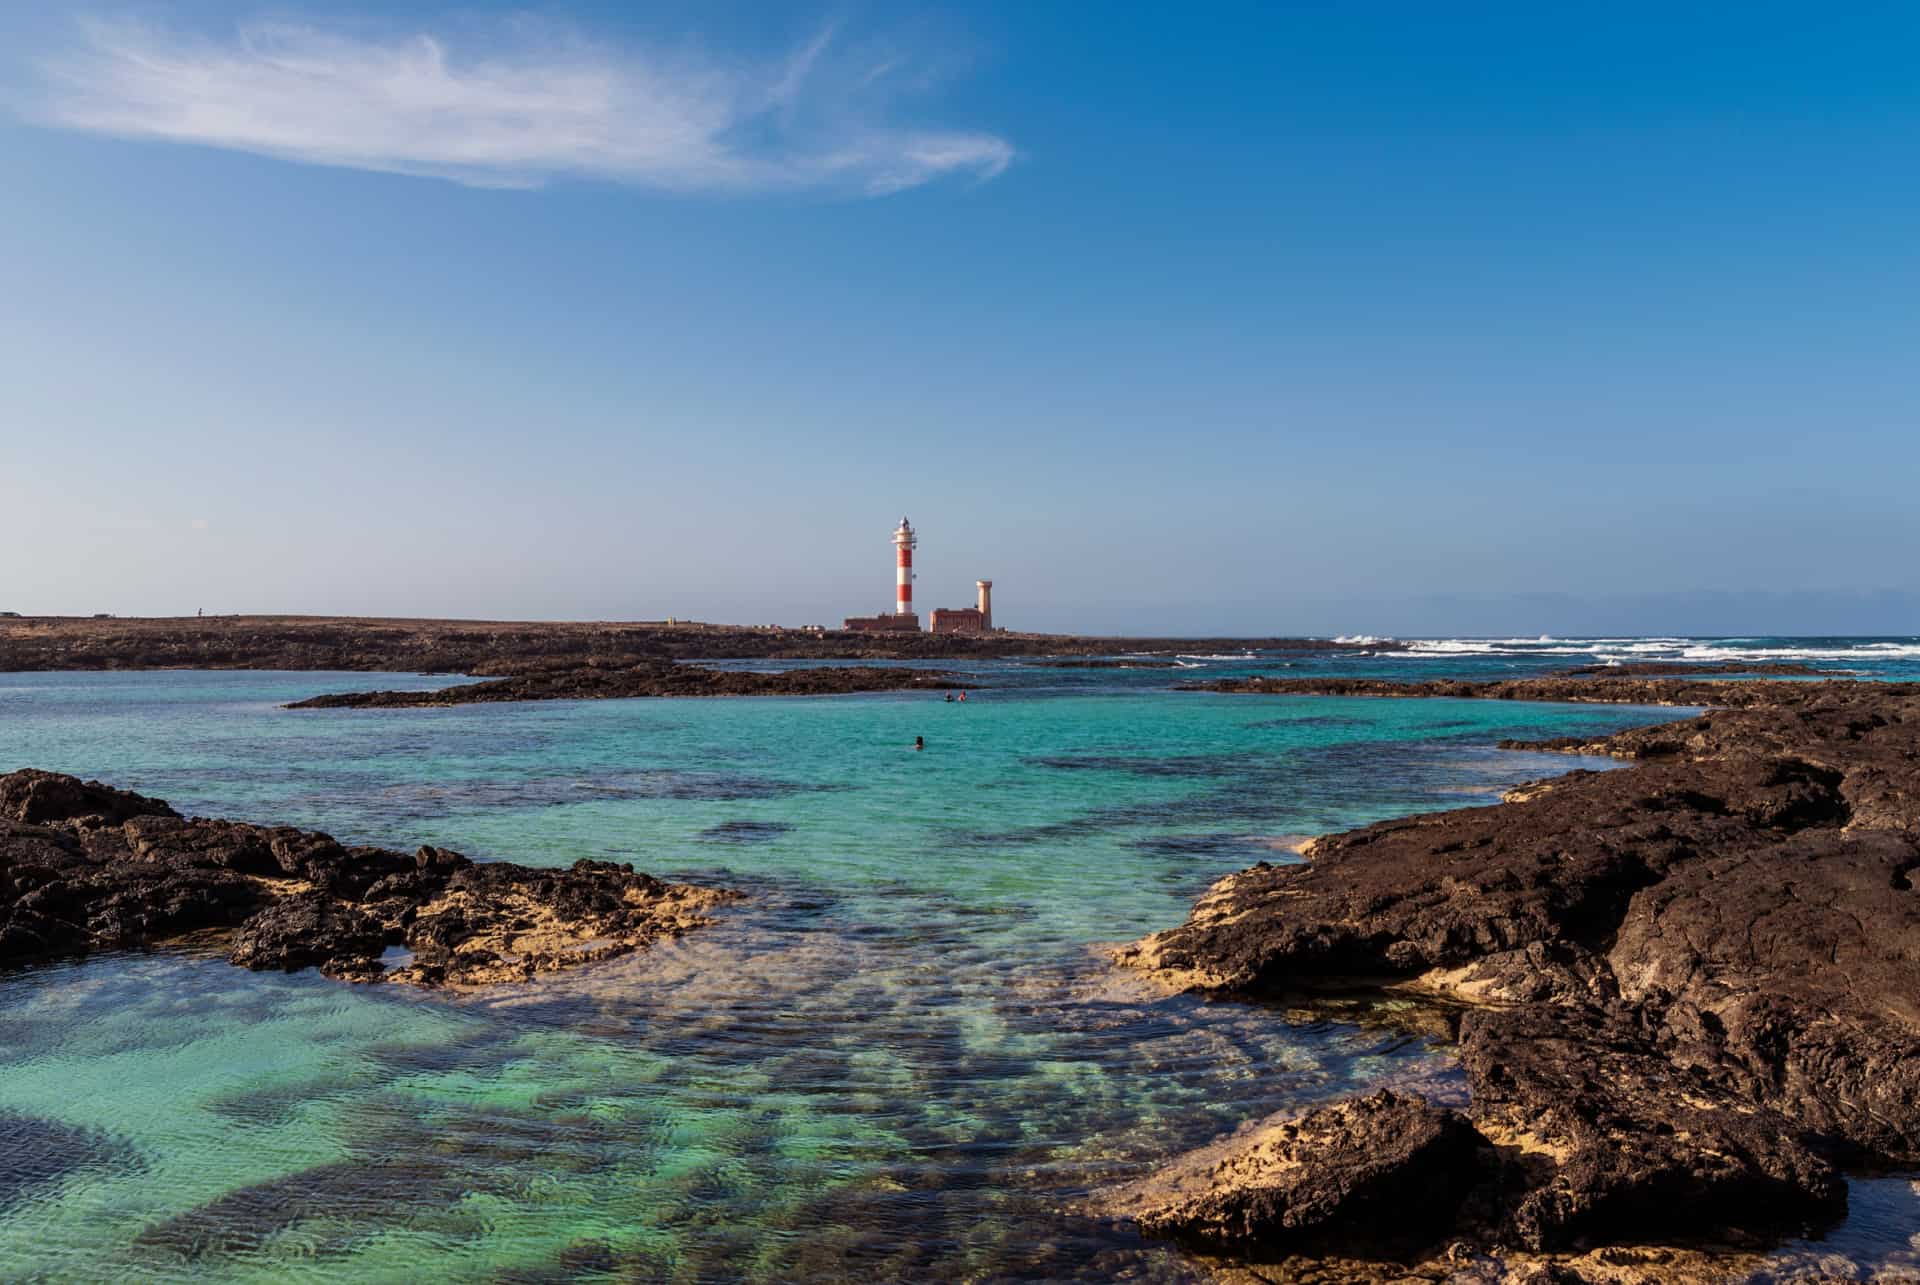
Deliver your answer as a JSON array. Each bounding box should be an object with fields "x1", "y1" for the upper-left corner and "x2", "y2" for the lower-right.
[{"x1": 23, "y1": 15, "x2": 1014, "y2": 195}]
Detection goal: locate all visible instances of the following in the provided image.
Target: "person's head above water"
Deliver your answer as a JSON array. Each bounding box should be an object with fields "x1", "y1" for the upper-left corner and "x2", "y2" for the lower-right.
[{"x1": 914, "y1": 736, "x2": 925, "y2": 751}]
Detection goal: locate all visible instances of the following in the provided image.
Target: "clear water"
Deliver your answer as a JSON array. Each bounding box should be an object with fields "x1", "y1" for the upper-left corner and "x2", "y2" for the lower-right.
[{"x1": 1, "y1": 639, "x2": 1914, "y2": 1280}]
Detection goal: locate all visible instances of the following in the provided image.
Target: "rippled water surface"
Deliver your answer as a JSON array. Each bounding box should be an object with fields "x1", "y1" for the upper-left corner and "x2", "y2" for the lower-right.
[{"x1": 1, "y1": 641, "x2": 1914, "y2": 1280}]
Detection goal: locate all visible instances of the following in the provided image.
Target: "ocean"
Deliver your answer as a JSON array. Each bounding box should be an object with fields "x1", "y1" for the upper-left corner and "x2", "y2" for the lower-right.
[{"x1": 2, "y1": 638, "x2": 1916, "y2": 1280}]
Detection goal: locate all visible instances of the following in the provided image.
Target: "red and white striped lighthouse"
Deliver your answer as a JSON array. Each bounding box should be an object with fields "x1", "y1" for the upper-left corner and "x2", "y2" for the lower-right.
[{"x1": 893, "y1": 517, "x2": 917, "y2": 616}]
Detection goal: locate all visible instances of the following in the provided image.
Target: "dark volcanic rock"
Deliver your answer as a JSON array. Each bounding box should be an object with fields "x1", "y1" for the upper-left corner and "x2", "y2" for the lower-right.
[
  {"x1": 0, "y1": 613, "x2": 1391, "y2": 673},
  {"x1": 1, "y1": 615, "x2": 1395, "y2": 710},
  {"x1": 284, "y1": 662, "x2": 970, "y2": 709},
  {"x1": 1177, "y1": 674, "x2": 1813, "y2": 707},
  {"x1": 1458, "y1": 1005, "x2": 1843, "y2": 1251},
  {"x1": 0, "y1": 770, "x2": 737, "y2": 988},
  {"x1": 1116, "y1": 749, "x2": 1854, "y2": 992},
  {"x1": 228, "y1": 891, "x2": 390, "y2": 976},
  {"x1": 1558, "y1": 661, "x2": 1836, "y2": 678},
  {"x1": 0, "y1": 769, "x2": 176, "y2": 827},
  {"x1": 1116, "y1": 678, "x2": 1920, "y2": 1264},
  {"x1": 1117, "y1": 1091, "x2": 1486, "y2": 1253},
  {"x1": 1606, "y1": 826, "x2": 1920, "y2": 1163}
]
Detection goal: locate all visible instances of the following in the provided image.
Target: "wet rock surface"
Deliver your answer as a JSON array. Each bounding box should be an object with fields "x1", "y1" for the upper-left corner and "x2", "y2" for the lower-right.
[
  {"x1": 284, "y1": 661, "x2": 970, "y2": 708},
  {"x1": 0, "y1": 769, "x2": 736, "y2": 987},
  {"x1": 1459, "y1": 1004, "x2": 1845, "y2": 1251},
  {"x1": 1111, "y1": 1090, "x2": 1485, "y2": 1253},
  {"x1": 1116, "y1": 679, "x2": 1920, "y2": 1268}
]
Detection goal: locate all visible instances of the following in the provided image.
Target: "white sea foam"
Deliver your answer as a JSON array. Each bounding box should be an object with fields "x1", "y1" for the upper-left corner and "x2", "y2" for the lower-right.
[
  {"x1": 1390, "y1": 637, "x2": 1920, "y2": 664},
  {"x1": 1680, "y1": 643, "x2": 1920, "y2": 662},
  {"x1": 1399, "y1": 639, "x2": 1590, "y2": 656}
]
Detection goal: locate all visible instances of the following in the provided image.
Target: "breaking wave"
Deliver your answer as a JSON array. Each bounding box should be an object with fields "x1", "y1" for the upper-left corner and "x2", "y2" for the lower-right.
[
  {"x1": 1677, "y1": 642, "x2": 1920, "y2": 662},
  {"x1": 1392, "y1": 637, "x2": 1920, "y2": 665}
]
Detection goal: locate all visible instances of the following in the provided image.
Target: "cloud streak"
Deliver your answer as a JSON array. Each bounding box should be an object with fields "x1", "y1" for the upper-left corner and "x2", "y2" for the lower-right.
[{"x1": 24, "y1": 15, "x2": 1014, "y2": 195}]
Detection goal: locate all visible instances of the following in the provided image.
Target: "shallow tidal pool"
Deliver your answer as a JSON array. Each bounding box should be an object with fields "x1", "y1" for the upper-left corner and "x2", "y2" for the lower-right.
[{"x1": 8, "y1": 666, "x2": 1896, "y2": 1280}]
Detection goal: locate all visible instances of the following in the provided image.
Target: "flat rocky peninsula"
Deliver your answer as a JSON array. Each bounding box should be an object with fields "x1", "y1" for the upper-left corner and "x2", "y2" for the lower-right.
[
  {"x1": 0, "y1": 613, "x2": 1389, "y2": 670},
  {"x1": 1113, "y1": 677, "x2": 1920, "y2": 1276},
  {"x1": 284, "y1": 661, "x2": 970, "y2": 709},
  {"x1": 0, "y1": 614, "x2": 1387, "y2": 708},
  {"x1": 0, "y1": 770, "x2": 736, "y2": 987}
]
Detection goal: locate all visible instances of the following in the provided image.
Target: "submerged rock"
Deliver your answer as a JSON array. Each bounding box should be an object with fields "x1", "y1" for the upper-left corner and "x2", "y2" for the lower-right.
[
  {"x1": 0, "y1": 1111, "x2": 143, "y2": 1213},
  {"x1": 1116, "y1": 679, "x2": 1920, "y2": 1265},
  {"x1": 0, "y1": 770, "x2": 737, "y2": 988}
]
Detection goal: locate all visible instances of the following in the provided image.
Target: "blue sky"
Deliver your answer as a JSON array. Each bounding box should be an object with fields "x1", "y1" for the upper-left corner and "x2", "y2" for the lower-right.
[{"x1": 3, "y1": 2, "x2": 1917, "y2": 635}]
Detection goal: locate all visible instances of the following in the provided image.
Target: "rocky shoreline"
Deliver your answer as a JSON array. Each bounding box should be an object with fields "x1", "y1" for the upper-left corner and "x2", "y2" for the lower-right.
[
  {"x1": 1175, "y1": 673, "x2": 1817, "y2": 706},
  {"x1": 0, "y1": 770, "x2": 735, "y2": 987},
  {"x1": 285, "y1": 662, "x2": 968, "y2": 709},
  {"x1": 1112, "y1": 677, "x2": 1920, "y2": 1275},
  {"x1": 0, "y1": 615, "x2": 1397, "y2": 709},
  {"x1": 0, "y1": 614, "x2": 1390, "y2": 671},
  {"x1": 1022, "y1": 658, "x2": 1183, "y2": 669},
  {"x1": 1556, "y1": 660, "x2": 1837, "y2": 678}
]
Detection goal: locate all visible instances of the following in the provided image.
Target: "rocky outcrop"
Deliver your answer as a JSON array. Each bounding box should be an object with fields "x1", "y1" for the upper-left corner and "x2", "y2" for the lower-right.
[
  {"x1": 381, "y1": 857, "x2": 730, "y2": 986},
  {"x1": 227, "y1": 892, "x2": 390, "y2": 976},
  {"x1": 284, "y1": 662, "x2": 970, "y2": 708},
  {"x1": 1458, "y1": 1005, "x2": 1844, "y2": 1251},
  {"x1": 1111, "y1": 1091, "x2": 1486, "y2": 1253},
  {"x1": 0, "y1": 769, "x2": 735, "y2": 987},
  {"x1": 1115, "y1": 680, "x2": 1920, "y2": 1264}
]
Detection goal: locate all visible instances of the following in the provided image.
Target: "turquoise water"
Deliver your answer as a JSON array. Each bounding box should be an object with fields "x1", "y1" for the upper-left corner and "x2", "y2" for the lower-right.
[{"x1": 1, "y1": 652, "x2": 1913, "y2": 1279}]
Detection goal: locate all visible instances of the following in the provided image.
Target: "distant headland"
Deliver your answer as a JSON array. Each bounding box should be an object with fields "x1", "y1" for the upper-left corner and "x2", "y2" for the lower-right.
[
  {"x1": 0, "y1": 615, "x2": 1394, "y2": 707},
  {"x1": 0, "y1": 614, "x2": 1393, "y2": 670}
]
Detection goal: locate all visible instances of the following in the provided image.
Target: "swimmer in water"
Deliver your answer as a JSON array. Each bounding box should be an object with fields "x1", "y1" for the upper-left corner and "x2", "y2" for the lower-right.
[{"x1": 914, "y1": 736, "x2": 925, "y2": 751}]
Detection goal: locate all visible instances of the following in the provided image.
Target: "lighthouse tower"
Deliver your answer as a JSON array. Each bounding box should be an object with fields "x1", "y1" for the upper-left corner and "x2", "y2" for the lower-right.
[{"x1": 893, "y1": 517, "x2": 918, "y2": 618}]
